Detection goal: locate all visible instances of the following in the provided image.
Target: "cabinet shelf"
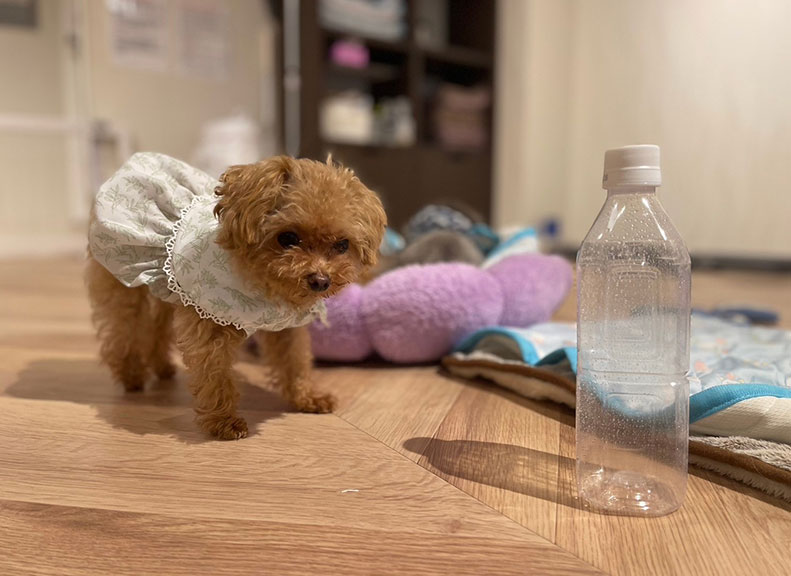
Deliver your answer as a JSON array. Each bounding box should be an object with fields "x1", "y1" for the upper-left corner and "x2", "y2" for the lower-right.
[{"x1": 283, "y1": 0, "x2": 498, "y2": 227}]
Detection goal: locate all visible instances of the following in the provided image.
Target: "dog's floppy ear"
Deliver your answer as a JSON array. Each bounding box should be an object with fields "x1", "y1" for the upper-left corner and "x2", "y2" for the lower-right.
[
  {"x1": 352, "y1": 181, "x2": 387, "y2": 268},
  {"x1": 214, "y1": 156, "x2": 294, "y2": 248}
]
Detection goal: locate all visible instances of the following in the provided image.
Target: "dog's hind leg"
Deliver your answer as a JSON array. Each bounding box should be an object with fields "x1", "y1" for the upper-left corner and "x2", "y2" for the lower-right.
[
  {"x1": 149, "y1": 298, "x2": 176, "y2": 380},
  {"x1": 86, "y1": 257, "x2": 152, "y2": 392}
]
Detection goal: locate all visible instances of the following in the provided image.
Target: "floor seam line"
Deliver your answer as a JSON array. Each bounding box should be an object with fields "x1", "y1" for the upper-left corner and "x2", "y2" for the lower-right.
[{"x1": 331, "y1": 406, "x2": 598, "y2": 570}]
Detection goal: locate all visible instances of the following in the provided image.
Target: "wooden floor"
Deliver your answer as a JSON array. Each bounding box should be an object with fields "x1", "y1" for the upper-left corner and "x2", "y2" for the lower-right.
[{"x1": 1, "y1": 257, "x2": 789, "y2": 575}]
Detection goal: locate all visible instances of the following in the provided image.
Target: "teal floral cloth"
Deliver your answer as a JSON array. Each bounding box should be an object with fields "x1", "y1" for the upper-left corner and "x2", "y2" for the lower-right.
[{"x1": 89, "y1": 152, "x2": 325, "y2": 335}]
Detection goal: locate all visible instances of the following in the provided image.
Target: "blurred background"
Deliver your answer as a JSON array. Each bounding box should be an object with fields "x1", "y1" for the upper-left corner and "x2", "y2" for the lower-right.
[{"x1": 1, "y1": 0, "x2": 790, "y2": 264}]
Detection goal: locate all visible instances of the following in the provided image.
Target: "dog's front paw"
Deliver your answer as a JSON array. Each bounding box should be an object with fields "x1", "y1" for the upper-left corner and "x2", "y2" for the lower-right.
[
  {"x1": 201, "y1": 414, "x2": 249, "y2": 440},
  {"x1": 291, "y1": 392, "x2": 337, "y2": 414}
]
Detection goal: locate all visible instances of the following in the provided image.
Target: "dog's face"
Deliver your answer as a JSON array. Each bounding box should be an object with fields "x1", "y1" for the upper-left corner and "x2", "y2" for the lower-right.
[{"x1": 214, "y1": 156, "x2": 386, "y2": 308}]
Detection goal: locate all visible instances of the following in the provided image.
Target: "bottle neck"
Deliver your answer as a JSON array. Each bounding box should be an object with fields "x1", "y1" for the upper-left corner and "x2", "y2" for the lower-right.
[{"x1": 605, "y1": 185, "x2": 657, "y2": 196}]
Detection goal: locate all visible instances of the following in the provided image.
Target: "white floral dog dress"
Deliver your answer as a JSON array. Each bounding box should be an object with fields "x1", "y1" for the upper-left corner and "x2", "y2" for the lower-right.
[{"x1": 89, "y1": 152, "x2": 325, "y2": 336}]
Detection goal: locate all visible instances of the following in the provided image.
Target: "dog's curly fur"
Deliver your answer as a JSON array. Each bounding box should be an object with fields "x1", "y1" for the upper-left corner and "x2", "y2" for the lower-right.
[{"x1": 86, "y1": 155, "x2": 386, "y2": 440}]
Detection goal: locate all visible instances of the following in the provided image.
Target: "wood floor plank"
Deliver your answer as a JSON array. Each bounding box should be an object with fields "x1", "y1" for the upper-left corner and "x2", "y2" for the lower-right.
[
  {"x1": 0, "y1": 500, "x2": 603, "y2": 576},
  {"x1": 330, "y1": 365, "x2": 466, "y2": 462},
  {"x1": 2, "y1": 256, "x2": 789, "y2": 575},
  {"x1": 554, "y1": 421, "x2": 790, "y2": 576},
  {"x1": 0, "y1": 394, "x2": 585, "y2": 550},
  {"x1": 0, "y1": 394, "x2": 601, "y2": 573},
  {"x1": 553, "y1": 267, "x2": 791, "y2": 328},
  {"x1": 694, "y1": 466, "x2": 791, "y2": 556},
  {"x1": 690, "y1": 270, "x2": 791, "y2": 329},
  {"x1": 0, "y1": 348, "x2": 291, "y2": 415},
  {"x1": 406, "y1": 383, "x2": 572, "y2": 542}
]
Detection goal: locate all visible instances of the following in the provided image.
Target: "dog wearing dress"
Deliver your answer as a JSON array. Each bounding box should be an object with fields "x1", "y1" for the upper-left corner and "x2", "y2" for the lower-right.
[{"x1": 86, "y1": 152, "x2": 386, "y2": 439}]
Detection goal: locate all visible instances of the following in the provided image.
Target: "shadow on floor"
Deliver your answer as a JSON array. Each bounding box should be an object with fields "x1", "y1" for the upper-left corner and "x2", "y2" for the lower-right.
[
  {"x1": 6, "y1": 358, "x2": 291, "y2": 444},
  {"x1": 404, "y1": 436, "x2": 791, "y2": 513},
  {"x1": 403, "y1": 437, "x2": 583, "y2": 509}
]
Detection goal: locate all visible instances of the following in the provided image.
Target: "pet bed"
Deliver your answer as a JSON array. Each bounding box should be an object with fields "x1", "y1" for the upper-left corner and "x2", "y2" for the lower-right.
[{"x1": 309, "y1": 247, "x2": 573, "y2": 363}]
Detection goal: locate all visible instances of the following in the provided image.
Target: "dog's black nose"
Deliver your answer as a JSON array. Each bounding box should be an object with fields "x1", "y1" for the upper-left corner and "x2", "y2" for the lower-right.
[{"x1": 307, "y1": 273, "x2": 331, "y2": 292}]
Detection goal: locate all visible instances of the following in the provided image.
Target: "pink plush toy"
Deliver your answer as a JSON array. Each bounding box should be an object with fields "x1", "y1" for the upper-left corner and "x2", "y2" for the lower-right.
[{"x1": 309, "y1": 253, "x2": 573, "y2": 363}]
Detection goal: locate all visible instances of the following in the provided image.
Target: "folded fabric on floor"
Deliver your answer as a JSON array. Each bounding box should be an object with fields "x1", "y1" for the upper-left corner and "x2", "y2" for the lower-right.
[
  {"x1": 688, "y1": 436, "x2": 791, "y2": 502},
  {"x1": 443, "y1": 314, "x2": 791, "y2": 502}
]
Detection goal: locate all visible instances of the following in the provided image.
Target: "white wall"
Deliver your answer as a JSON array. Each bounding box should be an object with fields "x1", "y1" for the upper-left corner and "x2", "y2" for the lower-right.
[
  {"x1": 496, "y1": 0, "x2": 791, "y2": 259},
  {"x1": 85, "y1": 0, "x2": 267, "y2": 160},
  {"x1": 494, "y1": 0, "x2": 574, "y2": 234},
  {"x1": 0, "y1": 0, "x2": 64, "y2": 115},
  {"x1": 0, "y1": 0, "x2": 272, "y2": 257},
  {"x1": 0, "y1": 0, "x2": 72, "y2": 248}
]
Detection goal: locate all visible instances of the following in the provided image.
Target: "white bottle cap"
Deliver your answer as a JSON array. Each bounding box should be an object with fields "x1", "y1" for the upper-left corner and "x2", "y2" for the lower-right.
[{"x1": 603, "y1": 144, "x2": 661, "y2": 188}]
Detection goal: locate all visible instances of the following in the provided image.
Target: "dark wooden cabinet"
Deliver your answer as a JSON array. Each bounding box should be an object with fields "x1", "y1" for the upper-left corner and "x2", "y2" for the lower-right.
[{"x1": 275, "y1": 0, "x2": 497, "y2": 228}]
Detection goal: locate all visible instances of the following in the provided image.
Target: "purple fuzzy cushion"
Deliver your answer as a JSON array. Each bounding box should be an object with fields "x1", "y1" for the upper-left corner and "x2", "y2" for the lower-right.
[
  {"x1": 310, "y1": 284, "x2": 372, "y2": 361},
  {"x1": 363, "y1": 263, "x2": 504, "y2": 363},
  {"x1": 488, "y1": 253, "x2": 574, "y2": 326},
  {"x1": 309, "y1": 253, "x2": 572, "y2": 363}
]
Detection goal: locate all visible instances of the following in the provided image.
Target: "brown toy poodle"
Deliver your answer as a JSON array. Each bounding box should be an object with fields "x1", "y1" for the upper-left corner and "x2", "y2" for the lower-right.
[{"x1": 86, "y1": 153, "x2": 386, "y2": 440}]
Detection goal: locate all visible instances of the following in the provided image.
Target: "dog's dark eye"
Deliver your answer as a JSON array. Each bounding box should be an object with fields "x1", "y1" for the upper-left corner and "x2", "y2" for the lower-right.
[
  {"x1": 333, "y1": 239, "x2": 349, "y2": 254},
  {"x1": 277, "y1": 231, "x2": 301, "y2": 248}
]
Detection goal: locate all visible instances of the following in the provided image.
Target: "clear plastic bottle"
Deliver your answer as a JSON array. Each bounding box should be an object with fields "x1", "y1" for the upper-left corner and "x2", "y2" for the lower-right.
[{"x1": 576, "y1": 145, "x2": 691, "y2": 516}]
